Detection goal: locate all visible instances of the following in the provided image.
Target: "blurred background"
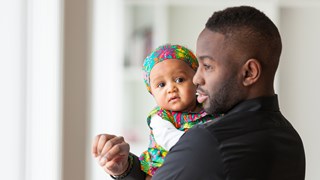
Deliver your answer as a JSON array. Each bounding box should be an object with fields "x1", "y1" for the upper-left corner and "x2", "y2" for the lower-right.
[{"x1": 1, "y1": 0, "x2": 319, "y2": 179}]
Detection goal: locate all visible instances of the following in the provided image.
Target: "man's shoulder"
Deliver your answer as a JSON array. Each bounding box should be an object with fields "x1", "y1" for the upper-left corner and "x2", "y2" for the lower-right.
[
  {"x1": 199, "y1": 110, "x2": 288, "y2": 142},
  {"x1": 199, "y1": 109, "x2": 303, "y2": 151}
]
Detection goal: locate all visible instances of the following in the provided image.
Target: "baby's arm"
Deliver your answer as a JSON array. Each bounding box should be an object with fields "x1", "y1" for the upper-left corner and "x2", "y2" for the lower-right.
[{"x1": 150, "y1": 115, "x2": 184, "y2": 151}]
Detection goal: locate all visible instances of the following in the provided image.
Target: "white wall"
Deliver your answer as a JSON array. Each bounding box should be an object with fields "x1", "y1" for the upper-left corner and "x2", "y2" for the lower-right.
[
  {"x1": 0, "y1": 0, "x2": 62, "y2": 180},
  {"x1": 0, "y1": 1, "x2": 25, "y2": 179},
  {"x1": 279, "y1": 6, "x2": 320, "y2": 180}
]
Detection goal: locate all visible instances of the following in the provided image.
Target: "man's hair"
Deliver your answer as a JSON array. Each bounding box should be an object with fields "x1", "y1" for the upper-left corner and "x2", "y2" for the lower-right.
[{"x1": 206, "y1": 6, "x2": 282, "y2": 73}]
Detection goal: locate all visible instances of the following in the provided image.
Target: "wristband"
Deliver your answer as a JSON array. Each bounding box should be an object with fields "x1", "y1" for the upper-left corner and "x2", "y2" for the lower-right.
[{"x1": 110, "y1": 153, "x2": 134, "y2": 179}]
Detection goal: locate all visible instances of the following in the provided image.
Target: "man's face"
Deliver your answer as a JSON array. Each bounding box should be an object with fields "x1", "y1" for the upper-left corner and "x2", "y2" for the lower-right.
[{"x1": 193, "y1": 29, "x2": 245, "y2": 114}]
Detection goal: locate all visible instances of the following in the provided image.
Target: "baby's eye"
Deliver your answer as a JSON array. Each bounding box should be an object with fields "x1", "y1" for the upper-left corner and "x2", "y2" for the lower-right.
[
  {"x1": 203, "y1": 63, "x2": 212, "y2": 70},
  {"x1": 175, "y1": 77, "x2": 184, "y2": 83},
  {"x1": 157, "y1": 82, "x2": 165, "y2": 88}
]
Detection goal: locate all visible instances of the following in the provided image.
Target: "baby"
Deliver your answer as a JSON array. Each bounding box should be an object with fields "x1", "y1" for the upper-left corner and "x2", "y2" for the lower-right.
[{"x1": 139, "y1": 44, "x2": 219, "y2": 177}]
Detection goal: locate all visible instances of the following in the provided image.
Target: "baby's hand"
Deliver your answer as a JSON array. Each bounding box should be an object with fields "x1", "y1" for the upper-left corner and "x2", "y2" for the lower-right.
[{"x1": 92, "y1": 134, "x2": 130, "y2": 176}]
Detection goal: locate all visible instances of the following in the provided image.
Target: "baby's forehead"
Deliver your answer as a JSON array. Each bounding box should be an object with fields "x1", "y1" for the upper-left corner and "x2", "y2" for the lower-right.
[{"x1": 150, "y1": 65, "x2": 194, "y2": 82}]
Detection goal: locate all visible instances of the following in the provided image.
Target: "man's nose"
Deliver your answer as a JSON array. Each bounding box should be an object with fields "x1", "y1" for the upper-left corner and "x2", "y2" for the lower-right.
[{"x1": 193, "y1": 69, "x2": 204, "y2": 86}]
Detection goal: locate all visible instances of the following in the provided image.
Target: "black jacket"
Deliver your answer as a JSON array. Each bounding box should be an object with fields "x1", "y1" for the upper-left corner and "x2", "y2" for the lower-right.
[{"x1": 126, "y1": 95, "x2": 305, "y2": 180}]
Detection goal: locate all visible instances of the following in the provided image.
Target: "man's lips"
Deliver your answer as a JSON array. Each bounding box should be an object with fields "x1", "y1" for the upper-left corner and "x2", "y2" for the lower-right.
[{"x1": 196, "y1": 91, "x2": 208, "y2": 104}]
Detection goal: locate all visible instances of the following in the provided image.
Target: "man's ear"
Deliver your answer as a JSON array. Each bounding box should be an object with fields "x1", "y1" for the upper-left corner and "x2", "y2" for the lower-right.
[{"x1": 242, "y1": 59, "x2": 261, "y2": 86}]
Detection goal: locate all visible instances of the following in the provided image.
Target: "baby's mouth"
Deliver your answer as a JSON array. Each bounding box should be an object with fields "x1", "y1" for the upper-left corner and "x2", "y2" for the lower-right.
[{"x1": 169, "y1": 96, "x2": 180, "y2": 103}]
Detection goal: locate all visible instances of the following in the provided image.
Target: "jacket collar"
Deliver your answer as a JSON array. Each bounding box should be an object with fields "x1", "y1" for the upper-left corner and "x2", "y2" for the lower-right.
[{"x1": 226, "y1": 95, "x2": 280, "y2": 115}]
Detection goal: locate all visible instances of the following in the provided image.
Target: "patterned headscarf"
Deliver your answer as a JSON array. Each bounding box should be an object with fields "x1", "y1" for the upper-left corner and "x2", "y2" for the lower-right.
[{"x1": 142, "y1": 44, "x2": 198, "y2": 94}]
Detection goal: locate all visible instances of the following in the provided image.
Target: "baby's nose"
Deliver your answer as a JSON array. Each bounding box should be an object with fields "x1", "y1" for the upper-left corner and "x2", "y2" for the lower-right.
[{"x1": 167, "y1": 83, "x2": 177, "y2": 93}]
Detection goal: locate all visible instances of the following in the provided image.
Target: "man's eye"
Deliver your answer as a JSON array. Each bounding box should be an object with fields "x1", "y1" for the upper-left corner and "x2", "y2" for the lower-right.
[
  {"x1": 157, "y1": 82, "x2": 165, "y2": 88},
  {"x1": 175, "y1": 77, "x2": 184, "y2": 83}
]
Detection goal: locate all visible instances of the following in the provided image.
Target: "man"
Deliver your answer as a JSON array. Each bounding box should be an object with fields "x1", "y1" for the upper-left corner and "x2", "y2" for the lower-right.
[{"x1": 92, "y1": 6, "x2": 305, "y2": 179}]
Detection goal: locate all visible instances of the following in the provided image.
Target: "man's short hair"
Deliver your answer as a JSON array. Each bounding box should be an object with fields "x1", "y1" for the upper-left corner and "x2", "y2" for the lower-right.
[{"x1": 205, "y1": 6, "x2": 282, "y2": 72}]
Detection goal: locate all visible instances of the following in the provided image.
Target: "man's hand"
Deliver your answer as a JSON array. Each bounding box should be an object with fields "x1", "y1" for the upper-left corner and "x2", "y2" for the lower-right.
[{"x1": 92, "y1": 134, "x2": 130, "y2": 176}]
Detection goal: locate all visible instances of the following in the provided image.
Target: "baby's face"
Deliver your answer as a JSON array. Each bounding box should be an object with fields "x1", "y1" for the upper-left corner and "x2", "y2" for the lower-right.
[{"x1": 149, "y1": 59, "x2": 198, "y2": 112}]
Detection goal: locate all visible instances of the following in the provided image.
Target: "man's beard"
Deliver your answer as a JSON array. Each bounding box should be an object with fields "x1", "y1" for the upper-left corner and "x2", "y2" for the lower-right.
[{"x1": 205, "y1": 76, "x2": 243, "y2": 115}]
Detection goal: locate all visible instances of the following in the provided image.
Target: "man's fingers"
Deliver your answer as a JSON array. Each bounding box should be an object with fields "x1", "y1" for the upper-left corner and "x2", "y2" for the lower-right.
[
  {"x1": 92, "y1": 134, "x2": 116, "y2": 157},
  {"x1": 92, "y1": 134, "x2": 101, "y2": 157},
  {"x1": 99, "y1": 140, "x2": 129, "y2": 166},
  {"x1": 106, "y1": 140, "x2": 130, "y2": 160},
  {"x1": 100, "y1": 136, "x2": 125, "y2": 157}
]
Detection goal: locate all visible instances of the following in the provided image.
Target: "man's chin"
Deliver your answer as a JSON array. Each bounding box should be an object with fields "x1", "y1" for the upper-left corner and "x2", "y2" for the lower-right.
[
  {"x1": 202, "y1": 102, "x2": 212, "y2": 114},
  {"x1": 203, "y1": 102, "x2": 220, "y2": 115}
]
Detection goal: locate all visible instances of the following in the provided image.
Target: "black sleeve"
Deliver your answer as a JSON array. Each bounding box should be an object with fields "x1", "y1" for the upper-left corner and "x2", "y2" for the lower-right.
[
  {"x1": 122, "y1": 154, "x2": 146, "y2": 180},
  {"x1": 152, "y1": 125, "x2": 226, "y2": 180}
]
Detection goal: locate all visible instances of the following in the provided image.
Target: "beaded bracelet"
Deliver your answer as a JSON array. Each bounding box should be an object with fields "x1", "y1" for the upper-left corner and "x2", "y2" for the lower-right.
[{"x1": 110, "y1": 153, "x2": 134, "y2": 179}]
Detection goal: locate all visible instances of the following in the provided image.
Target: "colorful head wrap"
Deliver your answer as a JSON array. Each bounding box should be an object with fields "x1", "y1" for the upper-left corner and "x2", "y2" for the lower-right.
[{"x1": 142, "y1": 44, "x2": 198, "y2": 94}]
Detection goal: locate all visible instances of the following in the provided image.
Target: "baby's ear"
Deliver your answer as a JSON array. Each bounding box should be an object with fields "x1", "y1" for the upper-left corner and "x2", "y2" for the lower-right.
[{"x1": 241, "y1": 59, "x2": 261, "y2": 86}]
